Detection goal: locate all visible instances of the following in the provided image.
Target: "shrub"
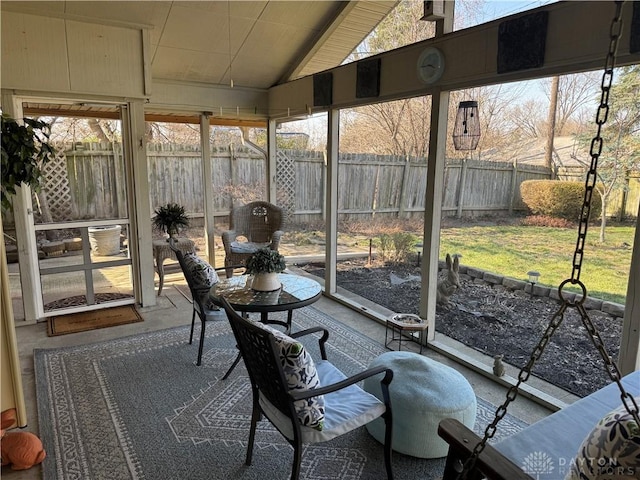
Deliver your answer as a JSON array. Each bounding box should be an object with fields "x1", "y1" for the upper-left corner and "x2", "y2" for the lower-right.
[
  {"x1": 391, "y1": 232, "x2": 418, "y2": 262},
  {"x1": 520, "y1": 180, "x2": 602, "y2": 221},
  {"x1": 375, "y1": 234, "x2": 394, "y2": 261},
  {"x1": 375, "y1": 232, "x2": 418, "y2": 263}
]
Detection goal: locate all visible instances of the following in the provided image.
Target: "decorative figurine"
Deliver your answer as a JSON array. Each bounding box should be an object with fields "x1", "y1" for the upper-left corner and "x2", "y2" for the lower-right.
[{"x1": 493, "y1": 354, "x2": 505, "y2": 377}]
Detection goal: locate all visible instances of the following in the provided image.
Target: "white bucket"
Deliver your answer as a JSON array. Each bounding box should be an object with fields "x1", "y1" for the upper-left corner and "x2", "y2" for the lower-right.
[{"x1": 88, "y1": 225, "x2": 121, "y2": 256}]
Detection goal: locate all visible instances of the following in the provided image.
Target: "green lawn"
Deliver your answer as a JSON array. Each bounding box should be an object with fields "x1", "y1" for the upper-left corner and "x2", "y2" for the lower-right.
[{"x1": 439, "y1": 225, "x2": 635, "y2": 304}]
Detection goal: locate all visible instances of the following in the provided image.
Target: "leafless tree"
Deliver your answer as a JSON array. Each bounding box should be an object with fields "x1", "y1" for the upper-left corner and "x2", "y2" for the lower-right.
[
  {"x1": 508, "y1": 99, "x2": 546, "y2": 139},
  {"x1": 571, "y1": 66, "x2": 640, "y2": 242},
  {"x1": 542, "y1": 72, "x2": 600, "y2": 135}
]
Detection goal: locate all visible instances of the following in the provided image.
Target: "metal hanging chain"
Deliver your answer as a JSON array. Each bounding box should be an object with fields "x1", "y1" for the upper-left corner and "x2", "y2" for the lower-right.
[
  {"x1": 570, "y1": 0, "x2": 625, "y2": 285},
  {"x1": 457, "y1": 2, "x2": 639, "y2": 478}
]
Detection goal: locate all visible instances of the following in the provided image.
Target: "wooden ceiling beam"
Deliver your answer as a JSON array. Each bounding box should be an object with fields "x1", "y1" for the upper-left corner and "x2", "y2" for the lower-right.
[
  {"x1": 23, "y1": 107, "x2": 119, "y2": 120},
  {"x1": 145, "y1": 114, "x2": 266, "y2": 128},
  {"x1": 22, "y1": 106, "x2": 266, "y2": 128}
]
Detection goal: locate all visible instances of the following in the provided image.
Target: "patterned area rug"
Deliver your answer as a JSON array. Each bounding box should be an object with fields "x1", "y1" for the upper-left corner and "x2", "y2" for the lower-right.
[{"x1": 35, "y1": 307, "x2": 528, "y2": 480}]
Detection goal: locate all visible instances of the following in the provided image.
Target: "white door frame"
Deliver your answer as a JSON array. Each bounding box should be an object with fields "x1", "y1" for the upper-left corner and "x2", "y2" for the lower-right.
[{"x1": 3, "y1": 95, "x2": 152, "y2": 320}]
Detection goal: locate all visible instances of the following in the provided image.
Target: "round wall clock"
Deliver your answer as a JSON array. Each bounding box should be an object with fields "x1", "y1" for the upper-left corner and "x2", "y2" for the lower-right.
[{"x1": 417, "y1": 47, "x2": 445, "y2": 84}]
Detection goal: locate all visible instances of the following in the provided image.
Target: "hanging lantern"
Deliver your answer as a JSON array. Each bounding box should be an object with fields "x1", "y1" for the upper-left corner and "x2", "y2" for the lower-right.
[{"x1": 453, "y1": 100, "x2": 481, "y2": 150}]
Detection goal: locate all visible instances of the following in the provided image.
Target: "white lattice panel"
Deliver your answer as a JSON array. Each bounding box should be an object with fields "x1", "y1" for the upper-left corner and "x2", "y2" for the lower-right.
[
  {"x1": 276, "y1": 150, "x2": 296, "y2": 224},
  {"x1": 39, "y1": 149, "x2": 72, "y2": 221}
]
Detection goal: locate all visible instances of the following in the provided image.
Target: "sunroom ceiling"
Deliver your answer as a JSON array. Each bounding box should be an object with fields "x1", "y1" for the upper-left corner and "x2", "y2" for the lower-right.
[{"x1": 2, "y1": 0, "x2": 397, "y2": 89}]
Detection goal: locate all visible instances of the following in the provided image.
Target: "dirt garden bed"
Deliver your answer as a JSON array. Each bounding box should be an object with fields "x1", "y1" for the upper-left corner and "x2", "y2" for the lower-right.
[{"x1": 300, "y1": 258, "x2": 622, "y2": 398}]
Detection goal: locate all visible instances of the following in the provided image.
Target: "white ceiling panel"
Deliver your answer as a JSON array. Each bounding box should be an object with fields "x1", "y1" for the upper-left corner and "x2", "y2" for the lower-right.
[
  {"x1": 174, "y1": 1, "x2": 228, "y2": 14},
  {"x1": 159, "y1": 5, "x2": 232, "y2": 53},
  {"x1": 152, "y1": 46, "x2": 230, "y2": 83},
  {"x1": 2, "y1": 0, "x2": 397, "y2": 89},
  {"x1": 228, "y1": 53, "x2": 288, "y2": 88},
  {"x1": 230, "y1": 1, "x2": 268, "y2": 20},
  {"x1": 8, "y1": 1, "x2": 65, "y2": 14},
  {"x1": 64, "y1": 1, "x2": 171, "y2": 27},
  {"x1": 259, "y1": 1, "x2": 339, "y2": 29},
  {"x1": 239, "y1": 21, "x2": 310, "y2": 58}
]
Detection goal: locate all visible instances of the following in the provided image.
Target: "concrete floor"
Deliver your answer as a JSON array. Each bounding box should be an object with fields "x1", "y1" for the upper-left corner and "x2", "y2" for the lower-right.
[{"x1": 3, "y1": 270, "x2": 563, "y2": 480}]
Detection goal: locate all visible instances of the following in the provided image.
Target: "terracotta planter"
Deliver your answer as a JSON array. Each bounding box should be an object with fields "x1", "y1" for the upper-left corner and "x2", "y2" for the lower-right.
[{"x1": 250, "y1": 272, "x2": 281, "y2": 291}]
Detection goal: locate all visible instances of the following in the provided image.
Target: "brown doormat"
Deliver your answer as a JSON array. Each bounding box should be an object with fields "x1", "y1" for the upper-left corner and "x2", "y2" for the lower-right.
[{"x1": 47, "y1": 305, "x2": 143, "y2": 337}]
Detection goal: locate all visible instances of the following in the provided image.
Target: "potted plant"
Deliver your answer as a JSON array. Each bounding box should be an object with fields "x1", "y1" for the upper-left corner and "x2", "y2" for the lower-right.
[
  {"x1": 1, "y1": 114, "x2": 55, "y2": 439},
  {"x1": 1, "y1": 114, "x2": 55, "y2": 211},
  {"x1": 245, "y1": 247, "x2": 286, "y2": 291},
  {"x1": 152, "y1": 203, "x2": 190, "y2": 240}
]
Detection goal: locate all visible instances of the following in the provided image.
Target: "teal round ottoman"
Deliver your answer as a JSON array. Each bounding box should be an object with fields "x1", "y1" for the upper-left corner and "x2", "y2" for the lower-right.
[{"x1": 363, "y1": 351, "x2": 476, "y2": 458}]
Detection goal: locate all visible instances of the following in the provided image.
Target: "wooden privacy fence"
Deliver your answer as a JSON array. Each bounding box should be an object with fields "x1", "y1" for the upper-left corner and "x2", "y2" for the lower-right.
[
  {"x1": 20, "y1": 142, "x2": 639, "y2": 226},
  {"x1": 146, "y1": 143, "x2": 266, "y2": 214},
  {"x1": 289, "y1": 152, "x2": 554, "y2": 222}
]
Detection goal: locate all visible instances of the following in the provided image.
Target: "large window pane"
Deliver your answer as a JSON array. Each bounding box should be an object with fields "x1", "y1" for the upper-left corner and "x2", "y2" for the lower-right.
[
  {"x1": 436, "y1": 75, "x2": 636, "y2": 397},
  {"x1": 275, "y1": 115, "x2": 328, "y2": 273}
]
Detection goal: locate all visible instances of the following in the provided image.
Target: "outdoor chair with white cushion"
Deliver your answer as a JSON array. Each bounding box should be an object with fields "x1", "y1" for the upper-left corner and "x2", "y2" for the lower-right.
[
  {"x1": 221, "y1": 201, "x2": 284, "y2": 276},
  {"x1": 220, "y1": 297, "x2": 395, "y2": 480},
  {"x1": 169, "y1": 240, "x2": 245, "y2": 366}
]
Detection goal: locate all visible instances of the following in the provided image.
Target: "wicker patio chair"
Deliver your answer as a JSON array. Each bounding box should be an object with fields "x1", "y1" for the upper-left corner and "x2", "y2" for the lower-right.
[
  {"x1": 220, "y1": 297, "x2": 395, "y2": 480},
  {"x1": 221, "y1": 201, "x2": 284, "y2": 276}
]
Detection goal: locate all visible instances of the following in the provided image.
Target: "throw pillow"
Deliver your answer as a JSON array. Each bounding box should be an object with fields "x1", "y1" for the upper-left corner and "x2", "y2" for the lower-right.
[
  {"x1": 255, "y1": 322, "x2": 325, "y2": 430},
  {"x1": 182, "y1": 253, "x2": 218, "y2": 292},
  {"x1": 565, "y1": 397, "x2": 640, "y2": 480}
]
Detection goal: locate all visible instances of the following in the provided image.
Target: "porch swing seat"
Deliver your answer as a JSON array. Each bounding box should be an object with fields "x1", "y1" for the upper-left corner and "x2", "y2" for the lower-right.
[{"x1": 438, "y1": 370, "x2": 640, "y2": 480}]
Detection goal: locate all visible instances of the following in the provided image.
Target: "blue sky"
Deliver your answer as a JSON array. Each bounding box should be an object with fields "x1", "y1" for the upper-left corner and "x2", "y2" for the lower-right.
[{"x1": 480, "y1": 0, "x2": 559, "y2": 23}]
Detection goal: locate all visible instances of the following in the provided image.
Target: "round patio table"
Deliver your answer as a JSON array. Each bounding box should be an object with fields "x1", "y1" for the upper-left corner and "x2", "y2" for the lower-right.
[
  {"x1": 208, "y1": 273, "x2": 322, "y2": 333},
  {"x1": 209, "y1": 273, "x2": 322, "y2": 380}
]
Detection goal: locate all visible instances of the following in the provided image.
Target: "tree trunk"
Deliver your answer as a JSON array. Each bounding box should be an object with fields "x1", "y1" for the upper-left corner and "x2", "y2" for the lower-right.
[
  {"x1": 88, "y1": 119, "x2": 110, "y2": 143},
  {"x1": 599, "y1": 195, "x2": 607, "y2": 243},
  {"x1": 545, "y1": 76, "x2": 559, "y2": 179}
]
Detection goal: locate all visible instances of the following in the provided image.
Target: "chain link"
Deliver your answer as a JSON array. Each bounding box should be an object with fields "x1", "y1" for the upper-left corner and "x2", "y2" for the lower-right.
[
  {"x1": 458, "y1": 305, "x2": 568, "y2": 479},
  {"x1": 576, "y1": 302, "x2": 640, "y2": 425},
  {"x1": 457, "y1": 2, "x2": 631, "y2": 478}
]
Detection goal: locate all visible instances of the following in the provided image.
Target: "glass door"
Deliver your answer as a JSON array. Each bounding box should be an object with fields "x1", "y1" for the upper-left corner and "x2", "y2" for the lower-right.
[{"x1": 30, "y1": 107, "x2": 135, "y2": 317}]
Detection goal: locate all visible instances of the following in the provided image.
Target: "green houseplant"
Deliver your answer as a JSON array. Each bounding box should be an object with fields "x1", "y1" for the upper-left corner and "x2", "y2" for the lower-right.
[
  {"x1": 1, "y1": 115, "x2": 55, "y2": 429},
  {"x1": 246, "y1": 247, "x2": 286, "y2": 291},
  {"x1": 152, "y1": 203, "x2": 190, "y2": 239},
  {"x1": 1, "y1": 114, "x2": 55, "y2": 211}
]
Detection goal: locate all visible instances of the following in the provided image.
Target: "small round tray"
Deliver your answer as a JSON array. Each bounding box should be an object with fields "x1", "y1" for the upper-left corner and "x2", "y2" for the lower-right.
[{"x1": 389, "y1": 313, "x2": 424, "y2": 325}]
